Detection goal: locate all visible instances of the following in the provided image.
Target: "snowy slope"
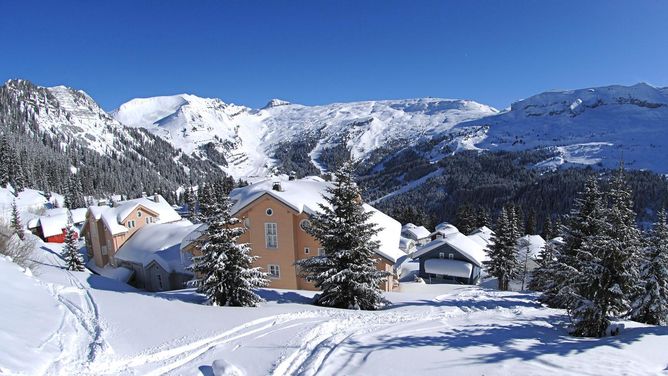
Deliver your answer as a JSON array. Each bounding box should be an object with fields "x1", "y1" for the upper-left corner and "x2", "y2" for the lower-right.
[
  {"x1": 112, "y1": 95, "x2": 498, "y2": 178},
  {"x1": 3, "y1": 241, "x2": 668, "y2": 376},
  {"x1": 456, "y1": 83, "x2": 668, "y2": 172}
]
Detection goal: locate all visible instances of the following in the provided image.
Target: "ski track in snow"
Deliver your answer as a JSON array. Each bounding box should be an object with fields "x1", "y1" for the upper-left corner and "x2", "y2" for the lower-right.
[{"x1": 82, "y1": 288, "x2": 537, "y2": 375}]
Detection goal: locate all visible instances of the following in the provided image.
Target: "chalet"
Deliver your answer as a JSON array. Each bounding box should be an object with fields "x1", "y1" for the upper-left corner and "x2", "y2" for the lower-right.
[
  {"x1": 82, "y1": 194, "x2": 196, "y2": 291},
  {"x1": 413, "y1": 225, "x2": 488, "y2": 284},
  {"x1": 27, "y1": 208, "x2": 87, "y2": 243},
  {"x1": 401, "y1": 223, "x2": 432, "y2": 245},
  {"x1": 181, "y1": 176, "x2": 404, "y2": 292}
]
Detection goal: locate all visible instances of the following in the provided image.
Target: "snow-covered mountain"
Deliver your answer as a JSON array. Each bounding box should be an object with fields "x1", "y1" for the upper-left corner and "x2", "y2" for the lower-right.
[
  {"x1": 453, "y1": 83, "x2": 668, "y2": 171},
  {"x1": 2, "y1": 80, "x2": 136, "y2": 155},
  {"x1": 112, "y1": 95, "x2": 499, "y2": 177}
]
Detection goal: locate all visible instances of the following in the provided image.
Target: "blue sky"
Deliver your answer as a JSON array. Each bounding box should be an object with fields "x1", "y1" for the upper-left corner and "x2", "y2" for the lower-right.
[{"x1": 1, "y1": 0, "x2": 667, "y2": 110}]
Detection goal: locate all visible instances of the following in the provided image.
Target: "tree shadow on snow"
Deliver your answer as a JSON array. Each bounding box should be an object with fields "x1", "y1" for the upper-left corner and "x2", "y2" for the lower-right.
[
  {"x1": 345, "y1": 315, "x2": 668, "y2": 367},
  {"x1": 386, "y1": 292, "x2": 542, "y2": 311},
  {"x1": 256, "y1": 288, "x2": 314, "y2": 304}
]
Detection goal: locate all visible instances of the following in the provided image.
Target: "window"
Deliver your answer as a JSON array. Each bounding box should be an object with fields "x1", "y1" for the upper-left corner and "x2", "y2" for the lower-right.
[
  {"x1": 304, "y1": 247, "x2": 310, "y2": 254},
  {"x1": 265, "y1": 223, "x2": 278, "y2": 248},
  {"x1": 156, "y1": 274, "x2": 163, "y2": 289},
  {"x1": 299, "y1": 219, "x2": 311, "y2": 232},
  {"x1": 101, "y1": 245, "x2": 108, "y2": 256},
  {"x1": 243, "y1": 217, "x2": 250, "y2": 228},
  {"x1": 127, "y1": 220, "x2": 136, "y2": 229},
  {"x1": 268, "y1": 264, "x2": 280, "y2": 278},
  {"x1": 266, "y1": 208, "x2": 273, "y2": 216},
  {"x1": 439, "y1": 252, "x2": 445, "y2": 259},
  {"x1": 448, "y1": 253, "x2": 454, "y2": 260},
  {"x1": 145, "y1": 217, "x2": 151, "y2": 224},
  {"x1": 318, "y1": 248, "x2": 324, "y2": 256},
  {"x1": 137, "y1": 211, "x2": 142, "y2": 218}
]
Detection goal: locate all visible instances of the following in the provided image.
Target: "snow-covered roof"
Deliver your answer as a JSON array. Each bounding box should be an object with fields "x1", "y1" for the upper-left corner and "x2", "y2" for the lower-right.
[
  {"x1": 424, "y1": 259, "x2": 473, "y2": 279},
  {"x1": 516, "y1": 235, "x2": 546, "y2": 258},
  {"x1": 467, "y1": 226, "x2": 495, "y2": 248},
  {"x1": 413, "y1": 230, "x2": 488, "y2": 267},
  {"x1": 401, "y1": 223, "x2": 431, "y2": 240},
  {"x1": 180, "y1": 223, "x2": 207, "y2": 251},
  {"x1": 32, "y1": 208, "x2": 88, "y2": 237},
  {"x1": 88, "y1": 195, "x2": 181, "y2": 236},
  {"x1": 229, "y1": 176, "x2": 330, "y2": 216},
  {"x1": 432, "y1": 222, "x2": 459, "y2": 237},
  {"x1": 115, "y1": 220, "x2": 198, "y2": 274},
  {"x1": 399, "y1": 237, "x2": 416, "y2": 252},
  {"x1": 227, "y1": 176, "x2": 404, "y2": 262}
]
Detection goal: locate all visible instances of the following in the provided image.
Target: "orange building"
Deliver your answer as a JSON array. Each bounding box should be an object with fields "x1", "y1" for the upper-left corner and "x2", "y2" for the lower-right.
[{"x1": 182, "y1": 176, "x2": 404, "y2": 292}]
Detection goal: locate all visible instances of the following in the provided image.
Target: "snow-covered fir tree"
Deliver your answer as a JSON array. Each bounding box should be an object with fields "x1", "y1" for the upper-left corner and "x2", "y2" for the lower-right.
[
  {"x1": 571, "y1": 167, "x2": 641, "y2": 337},
  {"x1": 484, "y1": 206, "x2": 519, "y2": 291},
  {"x1": 296, "y1": 163, "x2": 389, "y2": 310},
  {"x1": 63, "y1": 210, "x2": 85, "y2": 271},
  {"x1": 0, "y1": 134, "x2": 10, "y2": 188},
  {"x1": 541, "y1": 177, "x2": 604, "y2": 309},
  {"x1": 630, "y1": 209, "x2": 668, "y2": 325},
  {"x1": 184, "y1": 187, "x2": 198, "y2": 223},
  {"x1": 10, "y1": 199, "x2": 24, "y2": 241},
  {"x1": 189, "y1": 192, "x2": 268, "y2": 307},
  {"x1": 528, "y1": 240, "x2": 557, "y2": 291}
]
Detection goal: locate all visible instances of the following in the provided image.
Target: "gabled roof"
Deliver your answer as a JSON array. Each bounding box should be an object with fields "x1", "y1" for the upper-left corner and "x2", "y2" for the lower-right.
[
  {"x1": 413, "y1": 230, "x2": 488, "y2": 267},
  {"x1": 401, "y1": 223, "x2": 431, "y2": 240},
  {"x1": 115, "y1": 220, "x2": 198, "y2": 273},
  {"x1": 516, "y1": 234, "x2": 546, "y2": 258},
  {"x1": 467, "y1": 226, "x2": 495, "y2": 248},
  {"x1": 88, "y1": 195, "x2": 181, "y2": 236},
  {"x1": 431, "y1": 222, "x2": 459, "y2": 237}
]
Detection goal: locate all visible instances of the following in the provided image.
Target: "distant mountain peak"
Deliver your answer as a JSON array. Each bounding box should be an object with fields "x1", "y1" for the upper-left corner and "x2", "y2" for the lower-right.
[{"x1": 262, "y1": 98, "x2": 292, "y2": 109}]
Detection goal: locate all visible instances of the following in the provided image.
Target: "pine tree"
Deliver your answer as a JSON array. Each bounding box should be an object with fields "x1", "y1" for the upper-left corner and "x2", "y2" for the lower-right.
[
  {"x1": 0, "y1": 134, "x2": 10, "y2": 188},
  {"x1": 630, "y1": 209, "x2": 668, "y2": 325},
  {"x1": 63, "y1": 210, "x2": 85, "y2": 271},
  {"x1": 571, "y1": 167, "x2": 642, "y2": 337},
  {"x1": 184, "y1": 187, "x2": 198, "y2": 222},
  {"x1": 11, "y1": 150, "x2": 26, "y2": 193},
  {"x1": 542, "y1": 217, "x2": 553, "y2": 241},
  {"x1": 528, "y1": 241, "x2": 557, "y2": 291},
  {"x1": 484, "y1": 206, "x2": 519, "y2": 291},
  {"x1": 541, "y1": 178, "x2": 604, "y2": 309},
  {"x1": 474, "y1": 206, "x2": 490, "y2": 229},
  {"x1": 525, "y1": 210, "x2": 536, "y2": 235},
  {"x1": 10, "y1": 200, "x2": 24, "y2": 241},
  {"x1": 189, "y1": 193, "x2": 268, "y2": 307},
  {"x1": 455, "y1": 204, "x2": 476, "y2": 234},
  {"x1": 296, "y1": 163, "x2": 389, "y2": 310}
]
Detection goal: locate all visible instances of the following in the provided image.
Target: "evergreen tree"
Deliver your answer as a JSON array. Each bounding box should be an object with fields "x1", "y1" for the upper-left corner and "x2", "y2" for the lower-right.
[
  {"x1": 63, "y1": 210, "x2": 85, "y2": 271},
  {"x1": 528, "y1": 241, "x2": 557, "y2": 291},
  {"x1": 541, "y1": 178, "x2": 604, "y2": 309},
  {"x1": 185, "y1": 187, "x2": 198, "y2": 222},
  {"x1": 542, "y1": 217, "x2": 554, "y2": 241},
  {"x1": 474, "y1": 206, "x2": 490, "y2": 229},
  {"x1": 630, "y1": 209, "x2": 668, "y2": 325},
  {"x1": 197, "y1": 183, "x2": 215, "y2": 222},
  {"x1": 525, "y1": 209, "x2": 536, "y2": 235},
  {"x1": 296, "y1": 163, "x2": 389, "y2": 310},
  {"x1": 571, "y1": 167, "x2": 641, "y2": 337},
  {"x1": 189, "y1": 192, "x2": 268, "y2": 306},
  {"x1": 484, "y1": 206, "x2": 519, "y2": 291},
  {"x1": 455, "y1": 204, "x2": 476, "y2": 234},
  {"x1": 10, "y1": 199, "x2": 24, "y2": 241},
  {"x1": 11, "y1": 150, "x2": 26, "y2": 192},
  {"x1": 0, "y1": 134, "x2": 10, "y2": 187}
]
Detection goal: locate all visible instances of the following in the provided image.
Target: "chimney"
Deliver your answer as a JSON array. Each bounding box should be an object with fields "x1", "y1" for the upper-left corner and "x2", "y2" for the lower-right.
[
  {"x1": 272, "y1": 181, "x2": 282, "y2": 192},
  {"x1": 153, "y1": 193, "x2": 160, "y2": 203}
]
